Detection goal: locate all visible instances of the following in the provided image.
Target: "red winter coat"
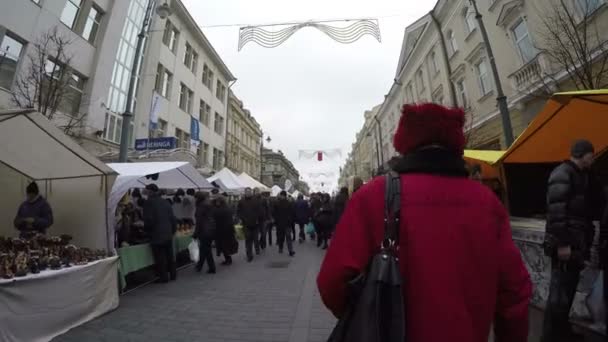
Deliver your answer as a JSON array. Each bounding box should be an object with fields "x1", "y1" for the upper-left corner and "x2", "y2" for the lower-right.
[{"x1": 317, "y1": 167, "x2": 532, "y2": 342}]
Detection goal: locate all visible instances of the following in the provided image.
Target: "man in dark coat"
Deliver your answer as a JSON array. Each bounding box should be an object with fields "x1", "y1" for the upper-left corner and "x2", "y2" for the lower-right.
[
  {"x1": 295, "y1": 194, "x2": 311, "y2": 243},
  {"x1": 314, "y1": 193, "x2": 334, "y2": 249},
  {"x1": 542, "y1": 139, "x2": 601, "y2": 341},
  {"x1": 333, "y1": 187, "x2": 349, "y2": 226},
  {"x1": 14, "y1": 182, "x2": 53, "y2": 238},
  {"x1": 194, "y1": 192, "x2": 216, "y2": 273},
  {"x1": 143, "y1": 184, "x2": 177, "y2": 283},
  {"x1": 273, "y1": 191, "x2": 296, "y2": 256},
  {"x1": 238, "y1": 187, "x2": 263, "y2": 262}
]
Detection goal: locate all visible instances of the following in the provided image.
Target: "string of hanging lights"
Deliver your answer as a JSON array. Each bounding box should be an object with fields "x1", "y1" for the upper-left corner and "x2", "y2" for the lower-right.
[{"x1": 238, "y1": 19, "x2": 381, "y2": 51}]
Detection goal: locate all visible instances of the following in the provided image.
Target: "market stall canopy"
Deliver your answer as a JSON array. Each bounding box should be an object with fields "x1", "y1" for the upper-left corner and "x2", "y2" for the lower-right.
[
  {"x1": 463, "y1": 150, "x2": 504, "y2": 179},
  {"x1": 291, "y1": 190, "x2": 301, "y2": 198},
  {"x1": 207, "y1": 168, "x2": 246, "y2": 193},
  {"x1": 0, "y1": 109, "x2": 117, "y2": 250},
  {"x1": 271, "y1": 185, "x2": 282, "y2": 197},
  {"x1": 499, "y1": 89, "x2": 608, "y2": 164},
  {"x1": 238, "y1": 172, "x2": 270, "y2": 191}
]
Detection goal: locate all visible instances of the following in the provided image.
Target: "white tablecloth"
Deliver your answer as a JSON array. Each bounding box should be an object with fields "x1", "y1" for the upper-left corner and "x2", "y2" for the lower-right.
[{"x1": 0, "y1": 256, "x2": 119, "y2": 342}]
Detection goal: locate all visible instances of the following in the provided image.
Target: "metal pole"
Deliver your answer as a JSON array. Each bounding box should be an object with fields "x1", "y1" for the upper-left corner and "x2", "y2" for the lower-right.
[
  {"x1": 118, "y1": 0, "x2": 155, "y2": 162},
  {"x1": 373, "y1": 116, "x2": 385, "y2": 166},
  {"x1": 470, "y1": 0, "x2": 514, "y2": 146}
]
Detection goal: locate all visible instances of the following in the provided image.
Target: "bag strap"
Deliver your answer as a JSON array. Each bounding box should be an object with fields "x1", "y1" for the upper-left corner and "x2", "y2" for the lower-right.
[{"x1": 383, "y1": 171, "x2": 401, "y2": 249}]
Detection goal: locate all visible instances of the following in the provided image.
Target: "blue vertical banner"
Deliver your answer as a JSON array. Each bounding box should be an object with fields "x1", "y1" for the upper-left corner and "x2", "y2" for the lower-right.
[
  {"x1": 149, "y1": 92, "x2": 161, "y2": 130},
  {"x1": 191, "y1": 116, "x2": 200, "y2": 146}
]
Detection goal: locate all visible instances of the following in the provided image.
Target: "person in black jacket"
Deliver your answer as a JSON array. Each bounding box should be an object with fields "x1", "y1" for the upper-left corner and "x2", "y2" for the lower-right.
[
  {"x1": 213, "y1": 195, "x2": 237, "y2": 265},
  {"x1": 238, "y1": 188, "x2": 262, "y2": 262},
  {"x1": 194, "y1": 192, "x2": 216, "y2": 274},
  {"x1": 294, "y1": 194, "x2": 311, "y2": 243},
  {"x1": 143, "y1": 184, "x2": 177, "y2": 283},
  {"x1": 542, "y1": 139, "x2": 600, "y2": 342},
  {"x1": 273, "y1": 191, "x2": 296, "y2": 256},
  {"x1": 314, "y1": 193, "x2": 334, "y2": 250}
]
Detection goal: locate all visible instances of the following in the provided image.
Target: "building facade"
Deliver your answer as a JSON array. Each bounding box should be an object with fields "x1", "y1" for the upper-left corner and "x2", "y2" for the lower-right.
[
  {"x1": 373, "y1": 0, "x2": 608, "y2": 153},
  {"x1": 225, "y1": 90, "x2": 262, "y2": 179},
  {"x1": 261, "y1": 148, "x2": 301, "y2": 191},
  {"x1": 130, "y1": 0, "x2": 235, "y2": 170},
  {"x1": 0, "y1": 0, "x2": 135, "y2": 153},
  {"x1": 339, "y1": 105, "x2": 379, "y2": 185}
]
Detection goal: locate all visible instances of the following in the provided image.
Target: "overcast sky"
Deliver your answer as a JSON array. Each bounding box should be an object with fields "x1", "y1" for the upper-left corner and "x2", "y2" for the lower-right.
[{"x1": 182, "y1": 0, "x2": 434, "y2": 192}]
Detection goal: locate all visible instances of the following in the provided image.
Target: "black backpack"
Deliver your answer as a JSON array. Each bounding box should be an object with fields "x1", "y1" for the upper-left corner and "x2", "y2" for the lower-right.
[{"x1": 327, "y1": 171, "x2": 405, "y2": 342}]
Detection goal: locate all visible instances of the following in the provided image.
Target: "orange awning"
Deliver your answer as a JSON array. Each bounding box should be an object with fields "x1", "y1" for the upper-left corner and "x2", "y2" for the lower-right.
[
  {"x1": 499, "y1": 90, "x2": 608, "y2": 164},
  {"x1": 463, "y1": 150, "x2": 504, "y2": 179}
]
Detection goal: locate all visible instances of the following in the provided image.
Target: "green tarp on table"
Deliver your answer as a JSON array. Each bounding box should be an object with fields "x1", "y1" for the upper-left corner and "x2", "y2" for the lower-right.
[{"x1": 117, "y1": 235, "x2": 193, "y2": 290}]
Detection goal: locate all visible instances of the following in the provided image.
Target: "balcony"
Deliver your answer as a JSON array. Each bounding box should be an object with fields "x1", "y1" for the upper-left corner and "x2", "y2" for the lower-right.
[{"x1": 508, "y1": 53, "x2": 548, "y2": 92}]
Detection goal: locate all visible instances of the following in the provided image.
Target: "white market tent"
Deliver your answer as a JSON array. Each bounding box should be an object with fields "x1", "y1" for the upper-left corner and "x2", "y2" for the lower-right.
[
  {"x1": 207, "y1": 167, "x2": 246, "y2": 194},
  {"x1": 291, "y1": 190, "x2": 301, "y2": 199},
  {"x1": 0, "y1": 109, "x2": 117, "y2": 250},
  {"x1": 271, "y1": 185, "x2": 283, "y2": 197},
  {"x1": 238, "y1": 172, "x2": 270, "y2": 192},
  {"x1": 107, "y1": 162, "x2": 213, "y2": 246}
]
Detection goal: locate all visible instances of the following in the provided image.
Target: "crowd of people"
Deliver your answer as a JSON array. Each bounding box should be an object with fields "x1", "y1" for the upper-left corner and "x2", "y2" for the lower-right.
[{"x1": 119, "y1": 182, "x2": 354, "y2": 284}]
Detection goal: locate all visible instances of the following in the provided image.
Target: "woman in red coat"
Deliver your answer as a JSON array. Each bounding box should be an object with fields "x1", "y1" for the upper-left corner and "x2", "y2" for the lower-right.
[{"x1": 317, "y1": 103, "x2": 532, "y2": 342}]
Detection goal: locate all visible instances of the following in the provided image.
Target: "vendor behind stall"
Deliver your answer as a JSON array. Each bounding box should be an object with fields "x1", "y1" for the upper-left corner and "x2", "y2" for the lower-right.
[{"x1": 14, "y1": 182, "x2": 53, "y2": 238}]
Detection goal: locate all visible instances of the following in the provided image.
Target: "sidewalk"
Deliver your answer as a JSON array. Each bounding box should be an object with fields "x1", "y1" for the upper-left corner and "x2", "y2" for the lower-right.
[{"x1": 53, "y1": 240, "x2": 335, "y2": 342}]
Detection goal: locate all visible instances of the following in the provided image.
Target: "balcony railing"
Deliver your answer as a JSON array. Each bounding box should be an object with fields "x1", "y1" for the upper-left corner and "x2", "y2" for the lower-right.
[{"x1": 508, "y1": 53, "x2": 547, "y2": 91}]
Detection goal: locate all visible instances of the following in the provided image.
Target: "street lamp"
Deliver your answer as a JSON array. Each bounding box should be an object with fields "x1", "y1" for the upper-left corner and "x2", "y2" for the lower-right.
[
  {"x1": 469, "y1": 0, "x2": 514, "y2": 146},
  {"x1": 118, "y1": 0, "x2": 172, "y2": 162},
  {"x1": 260, "y1": 134, "x2": 271, "y2": 181}
]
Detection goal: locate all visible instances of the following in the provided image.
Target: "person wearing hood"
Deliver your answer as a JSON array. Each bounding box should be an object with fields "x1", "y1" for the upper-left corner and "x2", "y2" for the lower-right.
[
  {"x1": 317, "y1": 103, "x2": 531, "y2": 342},
  {"x1": 14, "y1": 182, "x2": 54, "y2": 238},
  {"x1": 143, "y1": 184, "x2": 178, "y2": 283}
]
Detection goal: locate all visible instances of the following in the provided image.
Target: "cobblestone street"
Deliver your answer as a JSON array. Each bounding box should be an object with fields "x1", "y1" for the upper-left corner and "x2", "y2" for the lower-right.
[
  {"x1": 54, "y1": 240, "x2": 335, "y2": 342},
  {"x1": 53, "y1": 239, "x2": 603, "y2": 342}
]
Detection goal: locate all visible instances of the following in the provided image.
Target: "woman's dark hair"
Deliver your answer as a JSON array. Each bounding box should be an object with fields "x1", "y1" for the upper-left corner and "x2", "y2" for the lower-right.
[
  {"x1": 176, "y1": 188, "x2": 185, "y2": 197},
  {"x1": 186, "y1": 189, "x2": 195, "y2": 196},
  {"x1": 195, "y1": 191, "x2": 209, "y2": 204}
]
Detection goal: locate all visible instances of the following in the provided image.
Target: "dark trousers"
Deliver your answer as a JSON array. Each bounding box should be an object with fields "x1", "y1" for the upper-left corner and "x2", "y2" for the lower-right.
[
  {"x1": 297, "y1": 222, "x2": 307, "y2": 241},
  {"x1": 151, "y1": 240, "x2": 176, "y2": 282},
  {"x1": 259, "y1": 222, "x2": 268, "y2": 249},
  {"x1": 276, "y1": 225, "x2": 294, "y2": 253},
  {"x1": 245, "y1": 225, "x2": 260, "y2": 258},
  {"x1": 291, "y1": 224, "x2": 296, "y2": 241},
  {"x1": 196, "y1": 238, "x2": 215, "y2": 272},
  {"x1": 541, "y1": 259, "x2": 583, "y2": 342}
]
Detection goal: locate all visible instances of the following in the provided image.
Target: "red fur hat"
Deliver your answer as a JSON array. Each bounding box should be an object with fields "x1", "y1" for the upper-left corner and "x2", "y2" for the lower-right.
[{"x1": 393, "y1": 103, "x2": 466, "y2": 155}]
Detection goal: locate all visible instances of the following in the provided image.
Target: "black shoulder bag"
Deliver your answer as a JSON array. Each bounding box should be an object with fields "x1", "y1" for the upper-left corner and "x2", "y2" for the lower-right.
[{"x1": 327, "y1": 171, "x2": 405, "y2": 342}]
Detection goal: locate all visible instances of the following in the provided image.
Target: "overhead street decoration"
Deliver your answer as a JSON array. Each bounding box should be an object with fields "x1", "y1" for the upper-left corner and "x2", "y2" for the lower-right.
[{"x1": 238, "y1": 19, "x2": 381, "y2": 51}]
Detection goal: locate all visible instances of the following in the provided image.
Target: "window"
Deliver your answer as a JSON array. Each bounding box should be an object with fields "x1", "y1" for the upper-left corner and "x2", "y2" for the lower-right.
[
  {"x1": 416, "y1": 68, "x2": 425, "y2": 93},
  {"x1": 202, "y1": 64, "x2": 214, "y2": 90},
  {"x1": 0, "y1": 34, "x2": 25, "y2": 90},
  {"x1": 432, "y1": 90, "x2": 444, "y2": 105},
  {"x1": 82, "y1": 5, "x2": 103, "y2": 44},
  {"x1": 446, "y1": 30, "x2": 458, "y2": 56},
  {"x1": 512, "y1": 20, "x2": 537, "y2": 63},
  {"x1": 155, "y1": 64, "x2": 172, "y2": 98},
  {"x1": 183, "y1": 43, "x2": 197, "y2": 72},
  {"x1": 465, "y1": 9, "x2": 477, "y2": 34},
  {"x1": 43, "y1": 59, "x2": 86, "y2": 115},
  {"x1": 199, "y1": 100, "x2": 211, "y2": 126},
  {"x1": 61, "y1": 0, "x2": 82, "y2": 29},
  {"x1": 202, "y1": 143, "x2": 210, "y2": 166},
  {"x1": 430, "y1": 51, "x2": 439, "y2": 75},
  {"x1": 153, "y1": 119, "x2": 168, "y2": 137},
  {"x1": 455, "y1": 79, "x2": 468, "y2": 109},
  {"x1": 162, "y1": 20, "x2": 179, "y2": 53},
  {"x1": 175, "y1": 128, "x2": 190, "y2": 149},
  {"x1": 576, "y1": 0, "x2": 603, "y2": 15},
  {"x1": 476, "y1": 59, "x2": 492, "y2": 96},
  {"x1": 63, "y1": 72, "x2": 86, "y2": 115},
  {"x1": 178, "y1": 83, "x2": 193, "y2": 113},
  {"x1": 103, "y1": 111, "x2": 133, "y2": 144},
  {"x1": 216, "y1": 80, "x2": 226, "y2": 102},
  {"x1": 214, "y1": 112, "x2": 224, "y2": 135},
  {"x1": 212, "y1": 148, "x2": 224, "y2": 170}
]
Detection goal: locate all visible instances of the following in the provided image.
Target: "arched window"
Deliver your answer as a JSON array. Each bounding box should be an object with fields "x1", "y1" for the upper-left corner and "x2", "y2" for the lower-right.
[{"x1": 446, "y1": 30, "x2": 458, "y2": 56}]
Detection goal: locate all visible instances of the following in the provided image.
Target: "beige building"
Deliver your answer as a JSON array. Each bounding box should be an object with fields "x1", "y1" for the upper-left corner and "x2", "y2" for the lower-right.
[
  {"x1": 339, "y1": 105, "x2": 379, "y2": 185},
  {"x1": 226, "y1": 90, "x2": 262, "y2": 179},
  {"x1": 374, "y1": 0, "x2": 608, "y2": 153}
]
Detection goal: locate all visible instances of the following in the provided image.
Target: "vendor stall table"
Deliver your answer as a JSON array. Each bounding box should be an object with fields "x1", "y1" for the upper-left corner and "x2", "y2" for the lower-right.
[
  {"x1": 117, "y1": 235, "x2": 192, "y2": 290},
  {"x1": 0, "y1": 256, "x2": 119, "y2": 342}
]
